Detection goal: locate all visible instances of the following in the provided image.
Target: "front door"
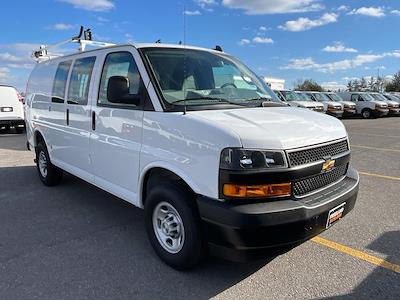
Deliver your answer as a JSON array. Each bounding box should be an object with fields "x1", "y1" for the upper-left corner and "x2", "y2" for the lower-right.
[{"x1": 90, "y1": 50, "x2": 145, "y2": 204}]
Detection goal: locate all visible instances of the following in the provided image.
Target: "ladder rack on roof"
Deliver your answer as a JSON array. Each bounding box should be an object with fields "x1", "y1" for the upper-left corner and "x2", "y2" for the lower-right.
[{"x1": 32, "y1": 26, "x2": 115, "y2": 62}]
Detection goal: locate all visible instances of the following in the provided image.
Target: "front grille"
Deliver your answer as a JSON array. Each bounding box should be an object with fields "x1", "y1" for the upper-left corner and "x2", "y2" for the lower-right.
[
  {"x1": 287, "y1": 140, "x2": 349, "y2": 167},
  {"x1": 293, "y1": 164, "x2": 348, "y2": 197}
]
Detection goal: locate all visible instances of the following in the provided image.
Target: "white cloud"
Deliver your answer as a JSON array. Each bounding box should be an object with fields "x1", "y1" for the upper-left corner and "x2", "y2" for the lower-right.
[
  {"x1": 337, "y1": 5, "x2": 349, "y2": 12},
  {"x1": 348, "y1": 7, "x2": 385, "y2": 18},
  {"x1": 196, "y1": 0, "x2": 217, "y2": 11},
  {"x1": 391, "y1": 10, "x2": 400, "y2": 16},
  {"x1": 238, "y1": 39, "x2": 251, "y2": 46},
  {"x1": 279, "y1": 13, "x2": 338, "y2": 32},
  {"x1": 253, "y1": 37, "x2": 274, "y2": 44},
  {"x1": 60, "y1": 0, "x2": 114, "y2": 11},
  {"x1": 323, "y1": 42, "x2": 358, "y2": 53},
  {"x1": 222, "y1": 0, "x2": 324, "y2": 15},
  {"x1": 259, "y1": 26, "x2": 268, "y2": 31},
  {"x1": 281, "y1": 50, "x2": 400, "y2": 73},
  {"x1": 184, "y1": 10, "x2": 201, "y2": 15},
  {"x1": 0, "y1": 53, "x2": 23, "y2": 62},
  {"x1": 48, "y1": 23, "x2": 74, "y2": 30},
  {"x1": 0, "y1": 67, "x2": 11, "y2": 81}
]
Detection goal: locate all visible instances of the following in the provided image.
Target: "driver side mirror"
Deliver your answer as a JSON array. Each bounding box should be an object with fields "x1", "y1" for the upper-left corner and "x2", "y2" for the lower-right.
[{"x1": 107, "y1": 76, "x2": 141, "y2": 105}]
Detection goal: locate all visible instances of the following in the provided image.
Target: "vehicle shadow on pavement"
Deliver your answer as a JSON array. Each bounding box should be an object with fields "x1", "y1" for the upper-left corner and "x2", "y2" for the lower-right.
[
  {"x1": 0, "y1": 129, "x2": 27, "y2": 151},
  {"x1": 320, "y1": 230, "x2": 400, "y2": 299},
  {"x1": 0, "y1": 167, "x2": 271, "y2": 299}
]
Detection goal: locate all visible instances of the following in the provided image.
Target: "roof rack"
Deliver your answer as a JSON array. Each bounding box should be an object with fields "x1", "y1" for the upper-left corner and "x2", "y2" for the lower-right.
[{"x1": 32, "y1": 26, "x2": 115, "y2": 62}]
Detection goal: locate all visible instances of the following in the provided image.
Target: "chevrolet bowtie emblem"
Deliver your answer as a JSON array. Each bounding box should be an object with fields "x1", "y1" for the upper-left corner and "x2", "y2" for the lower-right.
[{"x1": 322, "y1": 159, "x2": 335, "y2": 172}]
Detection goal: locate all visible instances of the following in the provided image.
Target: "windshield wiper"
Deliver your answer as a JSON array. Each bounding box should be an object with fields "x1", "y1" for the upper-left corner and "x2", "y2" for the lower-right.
[{"x1": 171, "y1": 97, "x2": 243, "y2": 106}]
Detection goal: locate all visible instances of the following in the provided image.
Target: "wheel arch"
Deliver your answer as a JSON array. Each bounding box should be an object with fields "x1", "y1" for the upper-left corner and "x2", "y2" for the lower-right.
[{"x1": 139, "y1": 163, "x2": 200, "y2": 208}]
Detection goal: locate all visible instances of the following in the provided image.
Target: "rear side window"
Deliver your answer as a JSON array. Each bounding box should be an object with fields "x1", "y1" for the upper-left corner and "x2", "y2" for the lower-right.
[
  {"x1": 67, "y1": 57, "x2": 96, "y2": 105},
  {"x1": 52, "y1": 61, "x2": 72, "y2": 103},
  {"x1": 98, "y1": 52, "x2": 142, "y2": 107}
]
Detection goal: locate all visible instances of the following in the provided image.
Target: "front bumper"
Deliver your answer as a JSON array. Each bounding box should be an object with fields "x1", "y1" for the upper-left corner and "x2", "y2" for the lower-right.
[
  {"x1": 197, "y1": 168, "x2": 359, "y2": 261},
  {"x1": 388, "y1": 107, "x2": 400, "y2": 115},
  {"x1": 326, "y1": 110, "x2": 344, "y2": 118},
  {"x1": 343, "y1": 108, "x2": 356, "y2": 117},
  {"x1": 374, "y1": 108, "x2": 389, "y2": 117}
]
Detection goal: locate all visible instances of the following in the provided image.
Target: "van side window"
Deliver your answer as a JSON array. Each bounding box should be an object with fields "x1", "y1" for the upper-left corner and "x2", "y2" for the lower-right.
[
  {"x1": 98, "y1": 52, "x2": 142, "y2": 107},
  {"x1": 52, "y1": 61, "x2": 72, "y2": 103},
  {"x1": 67, "y1": 57, "x2": 96, "y2": 105},
  {"x1": 351, "y1": 94, "x2": 358, "y2": 102}
]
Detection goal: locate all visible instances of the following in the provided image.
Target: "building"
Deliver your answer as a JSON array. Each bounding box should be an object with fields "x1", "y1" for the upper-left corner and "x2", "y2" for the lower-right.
[{"x1": 263, "y1": 77, "x2": 285, "y2": 90}]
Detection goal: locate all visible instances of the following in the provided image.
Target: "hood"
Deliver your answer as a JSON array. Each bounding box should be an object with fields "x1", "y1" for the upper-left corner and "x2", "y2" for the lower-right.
[
  {"x1": 372, "y1": 100, "x2": 388, "y2": 107},
  {"x1": 292, "y1": 101, "x2": 323, "y2": 108},
  {"x1": 383, "y1": 100, "x2": 399, "y2": 106},
  {"x1": 325, "y1": 101, "x2": 343, "y2": 109},
  {"x1": 189, "y1": 107, "x2": 347, "y2": 150},
  {"x1": 339, "y1": 101, "x2": 356, "y2": 107}
]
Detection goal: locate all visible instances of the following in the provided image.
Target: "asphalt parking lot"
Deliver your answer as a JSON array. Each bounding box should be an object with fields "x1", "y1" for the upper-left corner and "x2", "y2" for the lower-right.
[{"x1": 0, "y1": 117, "x2": 399, "y2": 300}]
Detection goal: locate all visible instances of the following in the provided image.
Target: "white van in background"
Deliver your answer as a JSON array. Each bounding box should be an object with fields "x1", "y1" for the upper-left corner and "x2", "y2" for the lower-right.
[
  {"x1": 274, "y1": 90, "x2": 324, "y2": 112},
  {"x1": 338, "y1": 92, "x2": 389, "y2": 119},
  {"x1": 25, "y1": 41, "x2": 359, "y2": 270},
  {"x1": 0, "y1": 85, "x2": 25, "y2": 133}
]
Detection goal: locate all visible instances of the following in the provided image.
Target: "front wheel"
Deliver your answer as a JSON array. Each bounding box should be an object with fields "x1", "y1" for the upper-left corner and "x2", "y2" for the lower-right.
[
  {"x1": 144, "y1": 183, "x2": 206, "y2": 270},
  {"x1": 361, "y1": 108, "x2": 372, "y2": 119},
  {"x1": 35, "y1": 142, "x2": 63, "y2": 186}
]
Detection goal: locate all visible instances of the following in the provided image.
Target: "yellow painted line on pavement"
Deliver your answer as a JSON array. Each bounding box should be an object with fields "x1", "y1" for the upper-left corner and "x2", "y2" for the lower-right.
[
  {"x1": 351, "y1": 145, "x2": 400, "y2": 153},
  {"x1": 312, "y1": 236, "x2": 400, "y2": 274},
  {"x1": 359, "y1": 171, "x2": 400, "y2": 181}
]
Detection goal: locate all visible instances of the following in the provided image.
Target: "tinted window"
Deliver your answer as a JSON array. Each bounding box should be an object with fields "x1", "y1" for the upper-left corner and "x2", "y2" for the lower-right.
[
  {"x1": 67, "y1": 57, "x2": 96, "y2": 105},
  {"x1": 98, "y1": 52, "x2": 142, "y2": 106},
  {"x1": 52, "y1": 61, "x2": 72, "y2": 103}
]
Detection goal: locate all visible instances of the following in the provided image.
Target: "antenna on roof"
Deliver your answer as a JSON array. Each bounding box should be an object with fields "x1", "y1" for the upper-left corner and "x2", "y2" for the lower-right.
[
  {"x1": 155, "y1": 39, "x2": 161, "y2": 43},
  {"x1": 214, "y1": 45, "x2": 223, "y2": 52},
  {"x1": 31, "y1": 26, "x2": 115, "y2": 62}
]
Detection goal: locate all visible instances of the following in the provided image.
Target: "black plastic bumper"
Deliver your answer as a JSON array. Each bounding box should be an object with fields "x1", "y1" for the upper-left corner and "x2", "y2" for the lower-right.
[
  {"x1": 197, "y1": 168, "x2": 359, "y2": 261},
  {"x1": 326, "y1": 111, "x2": 344, "y2": 118},
  {"x1": 0, "y1": 119, "x2": 25, "y2": 127}
]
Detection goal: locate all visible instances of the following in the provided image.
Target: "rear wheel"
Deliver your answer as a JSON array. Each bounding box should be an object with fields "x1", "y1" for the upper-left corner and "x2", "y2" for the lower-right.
[
  {"x1": 144, "y1": 183, "x2": 206, "y2": 270},
  {"x1": 35, "y1": 142, "x2": 63, "y2": 186}
]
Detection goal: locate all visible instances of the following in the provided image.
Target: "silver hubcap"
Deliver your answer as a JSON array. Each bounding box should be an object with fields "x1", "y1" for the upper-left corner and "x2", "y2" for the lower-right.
[
  {"x1": 38, "y1": 151, "x2": 48, "y2": 178},
  {"x1": 152, "y1": 202, "x2": 185, "y2": 254}
]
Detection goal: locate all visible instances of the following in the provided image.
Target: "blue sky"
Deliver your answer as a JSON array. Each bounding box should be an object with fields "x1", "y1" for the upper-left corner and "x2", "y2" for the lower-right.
[{"x1": 1, "y1": 0, "x2": 400, "y2": 91}]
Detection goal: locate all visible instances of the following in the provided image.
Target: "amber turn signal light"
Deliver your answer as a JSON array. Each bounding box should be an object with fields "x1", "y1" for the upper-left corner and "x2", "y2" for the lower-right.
[{"x1": 223, "y1": 183, "x2": 292, "y2": 198}]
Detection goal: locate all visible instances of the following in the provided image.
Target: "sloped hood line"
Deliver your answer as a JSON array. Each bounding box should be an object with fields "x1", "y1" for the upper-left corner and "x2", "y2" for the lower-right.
[{"x1": 189, "y1": 107, "x2": 347, "y2": 150}]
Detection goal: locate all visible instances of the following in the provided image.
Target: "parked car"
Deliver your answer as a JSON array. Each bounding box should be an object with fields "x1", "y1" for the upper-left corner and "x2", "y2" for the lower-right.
[
  {"x1": 26, "y1": 42, "x2": 359, "y2": 269},
  {"x1": 338, "y1": 92, "x2": 389, "y2": 119},
  {"x1": 305, "y1": 91, "x2": 344, "y2": 118},
  {"x1": 368, "y1": 93, "x2": 400, "y2": 116},
  {"x1": 323, "y1": 92, "x2": 356, "y2": 117},
  {"x1": 0, "y1": 85, "x2": 25, "y2": 133},
  {"x1": 274, "y1": 89, "x2": 324, "y2": 112}
]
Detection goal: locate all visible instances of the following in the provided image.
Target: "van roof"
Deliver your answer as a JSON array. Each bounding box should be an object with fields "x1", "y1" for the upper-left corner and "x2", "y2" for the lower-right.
[{"x1": 37, "y1": 42, "x2": 226, "y2": 64}]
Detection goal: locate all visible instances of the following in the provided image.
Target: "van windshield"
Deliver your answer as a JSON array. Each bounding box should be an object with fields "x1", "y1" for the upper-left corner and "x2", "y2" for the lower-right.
[
  {"x1": 281, "y1": 91, "x2": 301, "y2": 101},
  {"x1": 141, "y1": 48, "x2": 280, "y2": 110},
  {"x1": 312, "y1": 93, "x2": 331, "y2": 102},
  {"x1": 326, "y1": 93, "x2": 343, "y2": 102},
  {"x1": 361, "y1": 94, "x2": 375, "y2": 101},
  {"x1": 370, "y1": 93, "x2": 387, "y2": 102},
  {"x1": 296, "y1": 92, "x2": 312, "y2": 101}
]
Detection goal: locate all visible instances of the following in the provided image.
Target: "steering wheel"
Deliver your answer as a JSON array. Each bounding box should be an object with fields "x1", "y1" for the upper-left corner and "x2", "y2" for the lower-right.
[{"x1": 220, "y1": 83, "x2": 237, "y2": 89}]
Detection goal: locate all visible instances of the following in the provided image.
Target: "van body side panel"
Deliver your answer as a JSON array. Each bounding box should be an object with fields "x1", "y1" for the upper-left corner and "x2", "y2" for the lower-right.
[{"x1": 139, "y1": 111, "x2": 242, "y2": 204}]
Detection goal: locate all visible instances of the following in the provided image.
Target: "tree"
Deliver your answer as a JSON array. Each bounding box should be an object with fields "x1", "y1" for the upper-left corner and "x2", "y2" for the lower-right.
[
  {"x1": 386, "y1": 71, "x2": 400, "y2": 92},
  {"x1": 294, "y1": 79, "x2": 324, "y2": 92}
]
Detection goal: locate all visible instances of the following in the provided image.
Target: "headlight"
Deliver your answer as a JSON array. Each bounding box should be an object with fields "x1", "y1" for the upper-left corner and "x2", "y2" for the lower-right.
[{"x1": 220, "y1": 148, "x2": 287, "y2": 170}]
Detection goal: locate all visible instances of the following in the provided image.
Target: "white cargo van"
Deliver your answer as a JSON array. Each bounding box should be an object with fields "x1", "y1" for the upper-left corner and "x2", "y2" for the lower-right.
[
  {"x1": 0, "y1": 85, "x2": 25, "y2": 133},
  {"x1": 274, "y1": 89, "x2": 324, "y2": 112},
  {"x1": 338, "y1": 92, "x2": 389, "y2": 119},
  {"x1": 26, "y1": 41, "x2": 359, "y2": 269}
]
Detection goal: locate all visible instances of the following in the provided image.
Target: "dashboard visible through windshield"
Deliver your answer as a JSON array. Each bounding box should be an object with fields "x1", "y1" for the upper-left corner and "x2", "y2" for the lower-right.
[{"x1": 141, "y1": 47, "x2": 280, "y2": 110}]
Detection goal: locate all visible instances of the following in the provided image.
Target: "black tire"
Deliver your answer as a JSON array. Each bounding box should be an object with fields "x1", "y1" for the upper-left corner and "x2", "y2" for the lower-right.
[
  {"x1": 35, "y1": 142, "x2": 63, "y2": 186},
  {"x1": 15, "y1": 126, "x2": 24, "y2": 134},
  {"x1": 4, "y1": 125, "x2": 11, "y2": 132},
  {"x1": 361, "y1": 108, "x2": 372, "y2": 119},
  {"x1": 144, "y1": 182, "x2": 206, "y2": 270}
]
